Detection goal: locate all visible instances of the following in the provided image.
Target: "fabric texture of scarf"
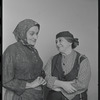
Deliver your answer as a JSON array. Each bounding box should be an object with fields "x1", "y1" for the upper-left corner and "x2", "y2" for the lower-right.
[{"x1": 13, "y1": 19, "x2": 40, "y2": 49}]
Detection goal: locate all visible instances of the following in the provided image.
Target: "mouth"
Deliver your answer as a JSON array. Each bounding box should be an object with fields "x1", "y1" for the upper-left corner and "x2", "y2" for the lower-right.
[
  {"x1": 30, "y1": 39, "x2": 36, "y2": 42},
  {"x1": 57, "y1": 47, "x2": 63, "y2": 50},
  {"x1": 57, "y1": 45, "x2": 63, "y2": 48}
]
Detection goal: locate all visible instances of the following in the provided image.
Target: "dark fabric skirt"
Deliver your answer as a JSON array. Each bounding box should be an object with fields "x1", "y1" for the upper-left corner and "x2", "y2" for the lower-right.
[
  {"x1": 46, "y1": 90, "x2": 87, "y2": 100},
  {"x1": 4, "y1": 88, "x2": 43, "y2": 100}
]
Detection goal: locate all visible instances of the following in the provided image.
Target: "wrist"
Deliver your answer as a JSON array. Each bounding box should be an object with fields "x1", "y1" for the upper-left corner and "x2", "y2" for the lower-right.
[
  {"x1": 54, "y1": 80, "x2": 63, "y2": 87},
  {"x1": 26, "y1": 82, "x2": 31, "y2": 89}
]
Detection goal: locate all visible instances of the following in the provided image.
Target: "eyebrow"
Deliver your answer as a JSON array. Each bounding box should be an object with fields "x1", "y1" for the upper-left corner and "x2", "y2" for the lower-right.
[{"x1": 28, "y1": 31, "x2": 39, "y2": 33}]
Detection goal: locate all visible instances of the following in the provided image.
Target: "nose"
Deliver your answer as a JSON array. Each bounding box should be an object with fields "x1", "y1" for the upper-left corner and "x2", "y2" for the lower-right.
[
  {"x1": 56, "y1": 41, "x2": 60, "y2": 46},
  {"x1": 33, "y1": 34, "x2": 38, "y2": 39}
]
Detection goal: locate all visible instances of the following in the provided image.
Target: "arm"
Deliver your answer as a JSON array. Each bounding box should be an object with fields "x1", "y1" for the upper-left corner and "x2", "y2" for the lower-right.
[
  {"x1": 71, "y1": 58, "x2": 91, "y2": 92},
  {"x1": 44, "y1": 57, "x2": 58, "y2": 89},
  {"x1": 44, "y1": 56, "x2": 78, "y2": 100},
  {"x1": 3, "y1": 48, "x2": 26, "y2": 96},
  {"x1": 44, "y1": 57, "x2": 76, "y2": 93},
  {"x1": 51, "y1": 57, "x2": 91, "y2": 100},
  {"x1": 54, "y1": 58, "x2": 91, "y2": 93}
]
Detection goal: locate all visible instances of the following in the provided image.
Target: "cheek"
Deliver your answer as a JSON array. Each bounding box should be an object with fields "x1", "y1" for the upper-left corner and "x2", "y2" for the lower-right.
[
  {"x1": 64, "y1": 44, "x2": 71, "y2": 49},
  {"x1": 27, "y1": 35, "x2": 32, "y2": 39}
]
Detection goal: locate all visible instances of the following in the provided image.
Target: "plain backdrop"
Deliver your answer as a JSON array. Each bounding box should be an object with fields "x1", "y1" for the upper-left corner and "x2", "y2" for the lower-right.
[{"x1": 3, "y1": 0, "x2": 98, "y2": 100}]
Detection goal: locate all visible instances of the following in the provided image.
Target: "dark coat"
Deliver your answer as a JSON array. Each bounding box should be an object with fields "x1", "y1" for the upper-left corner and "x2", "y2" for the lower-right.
[{"x1": 3, "y1": 42, "x2": 44, "y2": 100}]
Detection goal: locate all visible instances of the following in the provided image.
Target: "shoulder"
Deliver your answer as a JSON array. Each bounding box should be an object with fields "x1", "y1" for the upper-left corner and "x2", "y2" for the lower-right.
[
  {"x1": 4, "y1": 42, "x2": 16, "y2": 51},
  {"x1": 77, "y1": 52, "x2": 90, "y2": 69},
  {"x1": 80, "y1": 57, "x2": 90, "y2": 65},
  {"x1": 79, "y1": 54, "x2": 87, "y2": 64},
  {"x1": 3, "y1": 42, "x2": 19, "y2": 55},
  {"x1": 74, "y1": 51, "x2": 91, "y2": 72},
  {"x1": 46, "y1": 54, "x2": 58, "y2": 64},
  {"x1": 74, "y1": 50, "x2": 88, "y2": 63},
  {"x1": 53, "y1": 53, "x2": 61, "y2": 58},
  {"x1": 46, "y1": 53, "x2": 61, "y2": 63},
  {"x1": 47, "y1": 56, "x2": 54, "y2": 62},
  {"x1": 77, "y1": 53, "x2": 91, "y2": 73}
]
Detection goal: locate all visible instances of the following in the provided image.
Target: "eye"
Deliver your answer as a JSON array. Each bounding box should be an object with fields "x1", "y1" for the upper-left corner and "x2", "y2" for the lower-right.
[
  {"x1": 36, "y1": 32, "x2": 38, "y2": 35},
  {"x1": 59, "y1": 38, "x2": 62, "y2": 42},
  {"x1": 29, "y1": 32, "x2": 35, "y2": 36}
]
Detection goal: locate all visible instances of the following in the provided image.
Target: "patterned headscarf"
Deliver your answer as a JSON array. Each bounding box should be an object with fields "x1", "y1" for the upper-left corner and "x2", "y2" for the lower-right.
[{"x1": 13, "y1": 19, "x2": 40, "y2": 43}]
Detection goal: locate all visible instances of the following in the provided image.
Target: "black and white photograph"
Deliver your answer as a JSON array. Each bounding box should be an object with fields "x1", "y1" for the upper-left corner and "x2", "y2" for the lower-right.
[{"x1": 2, "y1": 0, "x2": 98, "y2": 100}]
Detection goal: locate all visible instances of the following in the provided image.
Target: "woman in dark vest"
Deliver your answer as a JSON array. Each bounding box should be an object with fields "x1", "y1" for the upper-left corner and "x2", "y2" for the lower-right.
[
  {"x1": 3, "y1": 19, "x2": 46, "y2": 100},
  {"x1": 44, "y1": 31, "x2": 91, "y2": 100}
]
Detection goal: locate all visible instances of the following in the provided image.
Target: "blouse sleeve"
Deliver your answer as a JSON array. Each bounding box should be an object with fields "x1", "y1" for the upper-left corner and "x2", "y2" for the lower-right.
[
  {"x1": 71, "y1": 57, "x2": 91, "y2": 91},
  {"x1": 44, "y1": 57, "x2": 58, "y2": 89},
  {"x1": 3, "y1": 47, "x2": 26, "y2": 96}
]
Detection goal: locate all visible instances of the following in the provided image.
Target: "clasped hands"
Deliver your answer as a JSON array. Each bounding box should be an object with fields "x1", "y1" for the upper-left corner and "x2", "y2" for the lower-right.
[
  {"x1": 53, "y1": 80, "x2": 77, "y2": 94},
  {"x1": 26, "y1": 76, "x2": 46, "y2": 89}
]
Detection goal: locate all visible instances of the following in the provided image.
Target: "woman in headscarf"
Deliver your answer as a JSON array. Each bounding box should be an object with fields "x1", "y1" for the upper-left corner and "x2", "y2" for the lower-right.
[
  {"x1": 44, "y1": 31, "x2": 91, "y2": 100},
  {"x1": 3, "y1": 19, "x2": 46, "y2": 100}
]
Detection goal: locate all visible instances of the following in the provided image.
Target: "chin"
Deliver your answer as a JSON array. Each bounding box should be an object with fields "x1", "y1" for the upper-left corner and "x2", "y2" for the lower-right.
[
  {"x1": 31, "y1": 43, "x2": 35, "y2": 46},
  {"x1": 58, "y1": 49, "x2": 63, "y2": 53},
  {"x1": 57, "y1": 47, "x2": 64, "y2": 52}
]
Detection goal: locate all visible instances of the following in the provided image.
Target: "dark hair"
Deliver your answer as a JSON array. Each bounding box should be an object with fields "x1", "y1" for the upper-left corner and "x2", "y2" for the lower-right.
[{"x1": 65, "y1": 38, "x2": 79, "y2": 49}]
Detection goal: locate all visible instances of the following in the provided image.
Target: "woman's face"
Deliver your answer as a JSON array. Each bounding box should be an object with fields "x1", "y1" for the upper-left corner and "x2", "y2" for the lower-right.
[
  {"x1": 56, "y1": 37, "x2": 72, "y2": 53},
  {"x1": 26, "y1": 26, "x2": 39, "y2": 45}
]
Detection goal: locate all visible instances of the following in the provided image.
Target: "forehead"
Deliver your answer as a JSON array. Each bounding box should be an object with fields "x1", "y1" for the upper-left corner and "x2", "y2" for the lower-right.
[
  {"x1": 56, "y1": 37, "x2": 66, "y2": 40},
  {"x1": 28, "y1": 26, "x2": 39, "y2": 32}
]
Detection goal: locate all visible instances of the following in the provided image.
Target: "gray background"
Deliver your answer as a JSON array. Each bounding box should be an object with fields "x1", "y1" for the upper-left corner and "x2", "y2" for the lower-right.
[{"x1": 3, "y1": 0, "x2": 98, "y2": 100}]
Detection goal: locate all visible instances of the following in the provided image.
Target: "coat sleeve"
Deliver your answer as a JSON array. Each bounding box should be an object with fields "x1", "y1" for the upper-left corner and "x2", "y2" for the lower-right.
[
  {"x1": 71, "y1": 58, "x2": 91, "y2": 91},
  {"x1": 44, "y1": 57, "x2": 58, "y2": 89},
  {"x1": 3, "y1": 47, "x2": 27, "y2": 96}
]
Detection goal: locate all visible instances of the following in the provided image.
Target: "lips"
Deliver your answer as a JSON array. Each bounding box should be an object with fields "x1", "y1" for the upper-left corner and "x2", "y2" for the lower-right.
[
  {"x1": 57, "y1": 45, "x2": 63, "y2": 48},
  {"x1": 57, "y1": 46, "x2": 63, "y2": 50},
  {"x1": 30, "y1": 39, "x2": 36, "y2": 42}
]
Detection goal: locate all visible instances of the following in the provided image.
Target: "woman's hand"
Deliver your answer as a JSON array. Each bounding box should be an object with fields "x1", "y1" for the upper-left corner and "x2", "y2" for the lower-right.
[
  {"x1": 53, "y1": 87, "x2": 61, "y2": 92},
  {"x1": 54, "y1": 80, "x2": 77, "y2": 93},
  {"x1": 26, "y1": 77, "x2": 46, "y2": 88},
  {"x1": 62, "y1": 81, "x2": 77, "y2": 93}
]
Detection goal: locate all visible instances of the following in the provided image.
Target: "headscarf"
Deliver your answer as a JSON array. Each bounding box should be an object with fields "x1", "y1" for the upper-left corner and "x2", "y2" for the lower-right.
[{"x1": 13, "y1": 19, "x2": 40, "y2": 43}]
